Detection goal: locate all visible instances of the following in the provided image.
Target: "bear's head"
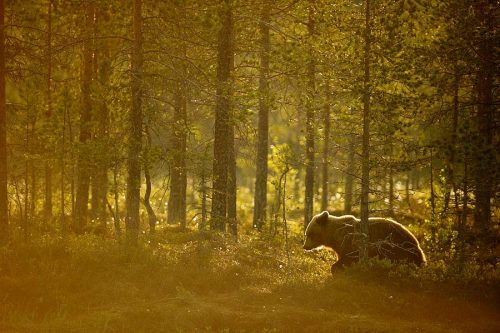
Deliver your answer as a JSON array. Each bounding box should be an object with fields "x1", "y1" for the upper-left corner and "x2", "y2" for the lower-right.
[{"x1": 303, "y1": 211, "x2": 329, "y2": 250}]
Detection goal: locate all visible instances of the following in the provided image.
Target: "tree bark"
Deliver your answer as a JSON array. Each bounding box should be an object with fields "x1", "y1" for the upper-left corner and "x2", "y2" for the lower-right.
[
  {"x1": 24, "y1": 114, "x2": 29, "y2": 240},
  {"x1": 228, "y1": 124, "x2": 237, "y2": 236},
  {"x1": 321, "y1": 84, "x2": 330, "y2": 211},
  {"x1": 113, "y1": 163, "x2": 121, "y2": 237},
  {"x1": 91, "y1": 6, "x2": 111, "y2": 232},
  {"x1": 253, "y1": 0, "x2": 271, "y2": 230},
  {"x1": 359, "y1": 0, "x2": 371, "y2": 262},
  {"x1": 60, "y1": 89, "x2": 68, "y2": 234},
  {"x1": 30, "y1": 160, "x2": 36, "y2": 219},
  {"x1": 126, "y1": 0, "x2": 143, "y2": 244},
  {"x1": 344, "y1": 131, "x2": 355, "y2": 215},
  {"x1": 473, "y1": 0, "x2": 494, "y2": 232},
  {"x1": 199, "y1": 152, "x2": 208, "y2": 231},
  {"x1": 211, "y1": 0, "x2": 233, "y2": 232},
  {"x1": 429, "y1": 150, "x2": 436, "y2": 217},
  {"x1": 405, "y1": 171, "x2": 411, "y2": 212},
  {"x1": 442, "y1": 62, "x2": 460, "y2": 219},
  {"x1": 44, "y1": 0, "x2": 53, "y2": 223},
  {"x1": 303, "y1": 0, "x2": 316, "y2": 230},
  {"x1": 388, "y1": 168, "x2": 394, "y2": 217},
  {"x1": 167, "y1": 82, "x2": 187, "y2": 229},
  {"x1": 74, "y1": 1, "x2": 94, "y2": 233},
  {"x1": 0, "y1": 0, "x2": 7, "y2": 243},
  {"x1": 144, "y1": 125, "x2": 156, "y2": 235}
]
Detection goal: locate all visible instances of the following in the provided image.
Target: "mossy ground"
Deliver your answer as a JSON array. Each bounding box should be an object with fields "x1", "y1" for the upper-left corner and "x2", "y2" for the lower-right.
[{"x1": 1, "y1": 227, "x2": 499, "y2": 333}]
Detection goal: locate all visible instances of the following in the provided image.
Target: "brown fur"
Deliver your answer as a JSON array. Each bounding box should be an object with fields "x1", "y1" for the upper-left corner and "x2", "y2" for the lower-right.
[{"x1": 303, "y1": 211, "x2": 426, "y2": 271}]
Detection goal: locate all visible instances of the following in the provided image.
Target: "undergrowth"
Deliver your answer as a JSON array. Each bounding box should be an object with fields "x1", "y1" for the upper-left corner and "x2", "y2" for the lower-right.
[{"x1": 0, "y1": 230, "x2": 499, "y2": 332}]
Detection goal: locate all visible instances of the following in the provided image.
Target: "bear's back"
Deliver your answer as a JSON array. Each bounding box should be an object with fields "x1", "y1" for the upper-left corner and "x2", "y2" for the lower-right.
[
  {"x1": 367, "y1": 218, "x2": 426, "y2": 265},
  {"x1": 328, "y1": 215, "x2": 357, "y2": 225}
]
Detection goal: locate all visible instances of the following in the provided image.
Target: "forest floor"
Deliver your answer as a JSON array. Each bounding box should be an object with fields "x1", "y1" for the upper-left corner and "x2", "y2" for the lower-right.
[{"x1": 1, "y1": 226, "x2": 499, "y2": 333}]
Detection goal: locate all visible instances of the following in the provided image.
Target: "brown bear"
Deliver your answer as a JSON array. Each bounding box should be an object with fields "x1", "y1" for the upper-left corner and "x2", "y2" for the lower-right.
[{"x1": 303, "y1": 211, "x2": 426, "y2": 272}]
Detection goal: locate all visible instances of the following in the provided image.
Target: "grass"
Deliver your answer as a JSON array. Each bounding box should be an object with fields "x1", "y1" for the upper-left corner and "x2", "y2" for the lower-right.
[{"x1": 0, "y1": 228, "x2": 499, "y2": 333}]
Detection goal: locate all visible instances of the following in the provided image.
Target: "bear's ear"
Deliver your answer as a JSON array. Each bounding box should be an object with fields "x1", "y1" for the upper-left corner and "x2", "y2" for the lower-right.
[{"x1": 317, "y1": 211, "x2": 329, "y2": 225}]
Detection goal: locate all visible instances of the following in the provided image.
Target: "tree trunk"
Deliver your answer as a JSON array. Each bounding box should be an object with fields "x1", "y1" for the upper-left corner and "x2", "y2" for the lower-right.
[
  {"x1": 24, "y1": 118, "x2": 29, "y2": 240},
  {"x1": 91, "y1": 6, "x2": 111, "y2": 232},
  {"x1": 405, "y1": 171, "x2": 411, "y2": 212},
  {"x1": 199, "y1": 157, "x2": 207, "y2": 231},
  {"x1": 458, "y1": 154, "x2": 468, "y2": 271},
  {"x1": 442, "y1": 63, "x2": 460, "y2": 219},
  {"x1": 113, "y1": 163, "x2": 121, "y2": 237},
  {"x1": 344, "y1": 132, "x2": 355, "y2": 215},
  {"x1": 429, "y1": 150, "x2": 436, "y2": 217},
  {"x1": 167, "y1": 82, "x2": 187, "y2": 229},
  {"x1": 44, "y1": 0, "x2": 53, "y2": 223},
  {"x1": 74, "y1": 1, "x2": 94, "y2": 233},
  {"x1": 143, "y1": 158, "x2": 157, "y2": 234},
  {"x1": 359, "y1": 0, "x2": 371, "y2": 262},
  {"x1": 167, "y1": 3, "x2": 188, "y2": 230},
  {"x1": 61, "y1": 89, "x2": 68, "y2": 234},
  {"x1": 321, "y1": 84, "x2": 330, "y2": 211},
  {"x1": 0, "y1": 0, "x2": 7, "y2": 243},
  {"x1": 473, "y1": 1, "x2": 494, "y2": 232},
  {"x1": 211, "y1": 0, "x2": 233, "y2": 232},
  {"x1": 30, "y1": 158, "x2": 36, "y2": 219},
  {"x1": 253, "y1": 0, "x2": 271, "y2": 230},
  {"x1": 69, "y1": 107, "x2": 75, "y2": 224},
  {"x1": 228, "y1": 124, "x2": 237, "y2": 236},
  {"x1": 303, "y1": 0, "x2": 316, "y2": 230},
  {"x1": 388, "y1": 157, "x2": 394, "y2": 217},
  {"x1": 126, "y1": 0, "x2": 143, "y2": 244}
]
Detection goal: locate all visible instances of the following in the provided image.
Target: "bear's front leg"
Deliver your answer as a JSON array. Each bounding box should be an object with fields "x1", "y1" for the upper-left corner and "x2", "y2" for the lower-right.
[
  {"x1": 330, "y1": 262, "x2": 343, "y2": 275},
  {"x1": 330, "y1": 256, "x2": 356, "y2": 275},
  {"x1": 330, "y1": 259, "x2": 347, "y2": 275}
]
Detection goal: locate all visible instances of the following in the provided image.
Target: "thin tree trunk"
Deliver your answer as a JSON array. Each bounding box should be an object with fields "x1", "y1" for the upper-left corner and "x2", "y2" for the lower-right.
[
  {"x1": 44, "y1": 0, "x2": 53, "y2": 224},
  {"x1": 359, "y1": 0, "x2": 372, "y2": 262},
  {"x1": 61, "y1": 89, "x2": 68, "y2": 234},
  {"x1": 282, "y1": 165, "x2": 290, "y2": 266},
  {"x1": 199, "y1": 159, "x2": 207, "y2": 231},
  {"x1": 167, "y1": 82, "x2": 187, "y2": 229},
  {"x1": 0, "y1": 0, "x2": 7, "y2": 244},
  {"x1": 91, "y1": 6, "x2": 111, "y2": 232},
  {"x1": 30, "y1": 156, "x2": 36, "y2": 219},
  {"x1": 211, "y1": 0, "x2": 233, "y2": 232},
  {"x1": 321, "y1": 84, "x2": 330, "y2": 211},
  {"x1": 344, "y1": 134, "x2": 355, "y2": 215},
  {"x1": 458, "y1": 155, "x2": 468, "y2": 271},
  {"x1": 24, "y1": 118, "x2": 29, "y2": 240},
  {"x1": 253, "y1": 0, "x2": 270, "y2": 230},
  {"x1": 126, "y1": 0, "x2": 143, "y2": 244},
  {"x1": 388, "y1": 161, "x2": 394, "y2": 217},
  {"x1": 303, "y1": 0, "x2": 316, "y2": 230},
  {"x1": 228, "y1": 124, "x2": 237, "y2": 236},
  {"x1": 143, "y1": 126, "x2": 157, "y2": 234},
  {"x1": 143, "y1": 162, "x2": 157, "y2": 235},
  {"x1": 74, "y1": 1, "x2": 94, "y2": 233},
  {"x1": 166, "y1": 3, "x2": 188, "y2": 229},
  {"x1": 405, "y1": 171, "x2": 411, "y2": 212},
  {"x1": 113, "y1": 163, "x2": 121, "y2": 237},
  {"x1": 69, "y1": 107, "x2": 75, "y2": 223},
  {"x1": 473, "y1": 1, "x2": 494, "y2": 232},
  {"x1": 442, "y1": 63, "x2": 460, "y2": 218},
  {"x1": 430, "y1": 150, "x2": 436, "y2": 217}
]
